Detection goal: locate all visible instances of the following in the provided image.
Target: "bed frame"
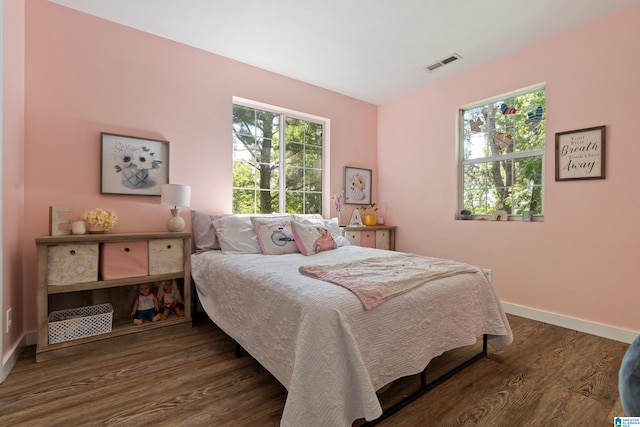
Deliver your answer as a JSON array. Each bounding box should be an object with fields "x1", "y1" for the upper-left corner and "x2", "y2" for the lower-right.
[
  {"x1": 235, "y1": 334, "x2": 488, "y2": 425},
  {"x1": 361, "y1": 334, "x2": 488, "y2": 426}
]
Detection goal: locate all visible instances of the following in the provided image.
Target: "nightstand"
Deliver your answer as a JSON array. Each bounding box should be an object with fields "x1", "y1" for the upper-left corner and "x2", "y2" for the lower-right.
[{"x1": 341, "y1": 225, "x2": 396, "y2": 250}]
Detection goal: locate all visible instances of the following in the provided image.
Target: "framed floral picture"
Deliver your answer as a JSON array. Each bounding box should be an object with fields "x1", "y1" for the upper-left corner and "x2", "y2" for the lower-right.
[
  {"x1": 344, "y1": 166, "x2": 372, "y2": 205},
  {"x1": 100, "y1": 132, "x2": 169, "y2": 196}
]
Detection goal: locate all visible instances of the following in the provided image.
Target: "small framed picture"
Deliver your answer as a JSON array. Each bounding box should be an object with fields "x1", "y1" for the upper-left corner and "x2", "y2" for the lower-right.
[
  {"x1": 100, "y1": 132, "x2": 169, "y2": 196},
  {"x1": 522, "y1": 211, "x2": 533, "y2": 222},
  {"x1": 555, "y1": 125, "x2": 605, "y2": 181},
  {"x1": 344, "y1": 166, "x2": 372, "y2": 205}
]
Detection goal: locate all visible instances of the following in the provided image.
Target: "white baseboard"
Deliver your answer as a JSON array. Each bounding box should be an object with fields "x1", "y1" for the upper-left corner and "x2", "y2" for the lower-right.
[
  {"x1": 503, "y1": 302, "x2": 638, "y2": 344},
  {"x1": 1, "y1": 332, "x2": 27, "y2": 383}
]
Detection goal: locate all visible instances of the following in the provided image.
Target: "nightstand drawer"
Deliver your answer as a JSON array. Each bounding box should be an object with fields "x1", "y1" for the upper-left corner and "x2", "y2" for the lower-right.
[
  {"x1": 148, "y1": 238, "x2": 184, "y2": 275},
  {"x1": 47, "y1": 243, "x2": 99, "y2": 285},
  {"x1": 100, "y1": 241, "x2": 149, "y2": 280}
]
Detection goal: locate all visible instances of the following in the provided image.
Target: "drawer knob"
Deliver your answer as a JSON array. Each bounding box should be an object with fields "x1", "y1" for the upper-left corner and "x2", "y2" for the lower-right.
[
  {"x1": 69, "y1": 250, "x2": 76, "y2": 255},
  {"x1": 166, "y1": 244, "x2": 172, "y2": 249},
  {"x1": 124, "y1": 247, "x2": 131, "y2": 252}
]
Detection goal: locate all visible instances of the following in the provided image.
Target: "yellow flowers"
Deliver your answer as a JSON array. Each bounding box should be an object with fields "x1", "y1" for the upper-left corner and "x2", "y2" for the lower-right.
[{"x1": 82, "y1": 208, "x2": 118, "y2": 231}]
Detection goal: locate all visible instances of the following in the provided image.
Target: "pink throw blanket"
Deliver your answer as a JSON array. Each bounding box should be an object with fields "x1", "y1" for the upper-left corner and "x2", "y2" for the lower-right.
[{"x1": 299, "y1": 253, "x2": 479, "y2": 310}]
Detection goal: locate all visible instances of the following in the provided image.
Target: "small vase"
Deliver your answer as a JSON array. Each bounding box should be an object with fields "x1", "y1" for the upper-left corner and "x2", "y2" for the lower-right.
[
  {"x1": 121, "y1": 167, "x2": 149, "y2": 188},
  {"x1": 364, "y1": 215, "x2": 377, "y2": 226},
  {"x1": 87, "y1": 224, "x2": 106, "y2": 234},
  {"x1": 71, "y1": 221, "x2": 87, "y2": 235}
]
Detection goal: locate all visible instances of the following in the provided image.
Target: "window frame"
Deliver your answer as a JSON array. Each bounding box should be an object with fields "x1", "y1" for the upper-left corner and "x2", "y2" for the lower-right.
[
  {"x1": 457, "y1": 84, "x2": 546, "y2": 221},
  {"x1": 232, "y1": 96, "x2": 330, "y2": 215}
]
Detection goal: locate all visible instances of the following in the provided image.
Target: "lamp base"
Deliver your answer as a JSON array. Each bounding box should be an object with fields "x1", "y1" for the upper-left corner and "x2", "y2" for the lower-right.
[{"x1": 166, "y1": 208, "x2": 185, "y2": 232}]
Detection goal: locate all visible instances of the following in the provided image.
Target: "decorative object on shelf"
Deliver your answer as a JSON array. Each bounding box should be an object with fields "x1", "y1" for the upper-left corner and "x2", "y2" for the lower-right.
[
  {"x1": 332, "y1": 191, "x2": 344, "y2": 225},
  {"x1": 344, "y1": 166, "x2": 372, "y2": 205},
  {"x1": 82, "y1": 208, "x2": 118, "y2": 233},
  {"x1": 49, "y1": 206, "x2": 73, "y2": 236},
  {"x1": 100, "y1": 132, "x2": 169, "y2": 196},
  {"x1": 71, "y1": 220, "x2": 87, "y2": 235},
  {"x1": 491, "y1": 210, "x2": 508, "y2": 221},
  {"x1": 555, "y1": 125, "x2": 605, "y2": 181},
  {"x1": 522, "y1": 211, "x2": 533, "y2": 222},
  {"x1": 349, "y1": 209, "x2": 363, "y2": 226},
  {"x1": 376, "y1": 217, "x2": 384, "y2": 225},
  {"x1": 460, "y1": 209, "x2": 472, "y2": 220},
  {"x1": 161, "y1": 184, "x2": 191, "y2": 232},
  {"x1": 359, "y1": 203, "x2": 378, "y2": 226}
]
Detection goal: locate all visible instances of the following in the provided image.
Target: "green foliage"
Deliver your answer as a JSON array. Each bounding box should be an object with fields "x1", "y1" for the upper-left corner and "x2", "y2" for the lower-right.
[
  {"x1": 232, "y1": 104, "x2": 324, "y2": 214},
  {"x1": 462, "y1": 88, "x2": 545, "y2": 215}
]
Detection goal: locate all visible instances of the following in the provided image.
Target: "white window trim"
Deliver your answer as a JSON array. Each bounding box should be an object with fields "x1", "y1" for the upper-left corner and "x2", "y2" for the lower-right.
[
  {"x1": 456, "y1": 84, "x2": 546, "y2": 221},
  {"x1": 232, "y1": 96, "x2": 331, "y2": 215}
]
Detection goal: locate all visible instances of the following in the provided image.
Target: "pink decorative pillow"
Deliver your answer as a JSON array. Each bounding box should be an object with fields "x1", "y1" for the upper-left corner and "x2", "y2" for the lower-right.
[
  {"x1": 290, "y1": 220, "x2": 337, "y2": 256},
  {"x1": 250, "y1": 216, "x2": 299, "y2": 255}
]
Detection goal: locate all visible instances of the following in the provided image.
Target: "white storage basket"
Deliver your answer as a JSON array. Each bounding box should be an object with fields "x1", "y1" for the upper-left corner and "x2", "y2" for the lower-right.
[{"x1": 48, "y1": 303, "x2": 113, "y2": 344}]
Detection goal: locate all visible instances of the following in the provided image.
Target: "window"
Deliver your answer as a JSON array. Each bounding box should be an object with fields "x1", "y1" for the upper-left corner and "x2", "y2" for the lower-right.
[
  {"x1": 232, "y1": 100, "x2": 326, "y2": 215},
  {"x1": 460, "y1": 86, "x2": 545, "y2": 218}
]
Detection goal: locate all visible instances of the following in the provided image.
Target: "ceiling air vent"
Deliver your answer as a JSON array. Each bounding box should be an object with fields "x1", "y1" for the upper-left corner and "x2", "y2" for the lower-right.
[{"x1": 423, "y1": 53, "x2": 462, "y2": 73}]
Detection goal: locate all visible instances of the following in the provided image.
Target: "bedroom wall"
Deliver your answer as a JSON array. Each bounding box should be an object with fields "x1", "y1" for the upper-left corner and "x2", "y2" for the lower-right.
[
  {"x1": 20, "y1": 0, "x2": 377, "y2": 331},
  {"x1": 377, "y1": 4, "x2": 640, "y2": 335},
  {"x1": 2, "y1": 0, "x2": 26, "y2": 371}
]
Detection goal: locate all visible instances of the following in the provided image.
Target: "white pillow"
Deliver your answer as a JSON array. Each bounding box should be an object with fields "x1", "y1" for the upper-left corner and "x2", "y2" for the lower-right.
[
  {"x1": 290, "y1": 220, "x2": 337, "y2": 256},
  {"x1": 212, "y1": 215, "x2": 262, "y2": 254},
  {"x1": 250, "y1": 216, "x2": 299, "y2": 255}
]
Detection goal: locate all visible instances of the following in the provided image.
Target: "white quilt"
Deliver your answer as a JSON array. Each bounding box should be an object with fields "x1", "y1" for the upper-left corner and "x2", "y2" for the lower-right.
[{"x1": 191, "y1": 246, "x2": 513, "y2": 427}]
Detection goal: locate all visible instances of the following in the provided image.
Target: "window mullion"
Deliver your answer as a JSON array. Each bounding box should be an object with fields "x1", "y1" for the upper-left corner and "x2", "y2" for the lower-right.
[{"x1": 279, "y1": 114, "x2": 287, "y2": 212}]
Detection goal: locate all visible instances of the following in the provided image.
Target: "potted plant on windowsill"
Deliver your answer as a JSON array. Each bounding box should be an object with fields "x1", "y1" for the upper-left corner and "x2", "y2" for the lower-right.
[{"x1": 360, "y1": 203, "x2": 378, "y2": 226}]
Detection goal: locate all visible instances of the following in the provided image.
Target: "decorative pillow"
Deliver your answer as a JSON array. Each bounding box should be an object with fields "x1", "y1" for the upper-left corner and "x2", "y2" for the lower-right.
[
  {"x1": 212, "y1": 215, "x2": 262, "y2": 254},
  {"x1": 250, "y1": 216, "x2": 299, "y2": 255},
  {"x1": 191, "y1": 210, "x2": 231, "y2": 252},
  {"x1": 290, "y1": 220, "x2": 337, "y2": 256},
  {"x1": 292, "y1": 216, "x2": 349, "y2": 247}
]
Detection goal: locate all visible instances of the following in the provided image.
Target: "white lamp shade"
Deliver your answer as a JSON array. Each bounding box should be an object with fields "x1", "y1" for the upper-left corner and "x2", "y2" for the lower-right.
[{"x1": 161, "y1": 184, "x2": 191, "y2": 207}]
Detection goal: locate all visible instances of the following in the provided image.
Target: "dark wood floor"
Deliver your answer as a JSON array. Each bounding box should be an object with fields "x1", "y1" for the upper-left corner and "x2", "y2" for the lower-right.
[{"x1": 0, "y1": 314, "x2": 630, "y2": 426}]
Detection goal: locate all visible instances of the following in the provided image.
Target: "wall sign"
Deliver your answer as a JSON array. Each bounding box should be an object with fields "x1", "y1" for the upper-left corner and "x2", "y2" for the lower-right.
[{"x1": 555, "y1": 126, "x2": 605, "y2": 181}]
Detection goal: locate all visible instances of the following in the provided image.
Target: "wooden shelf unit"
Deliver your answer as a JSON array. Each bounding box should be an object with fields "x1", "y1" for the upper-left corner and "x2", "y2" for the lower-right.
[{"x1": 35, "y1": 231, "x2": 192, "y2": 362}]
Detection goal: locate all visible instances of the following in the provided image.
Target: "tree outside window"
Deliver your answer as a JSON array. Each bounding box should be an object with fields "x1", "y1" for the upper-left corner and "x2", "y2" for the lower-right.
[
  {"x1": 460, "y1": 87, "x2": 545, "y2": 218},
  {"x1": 233, "y1": 102, "x2": 325, "y2": 214}
]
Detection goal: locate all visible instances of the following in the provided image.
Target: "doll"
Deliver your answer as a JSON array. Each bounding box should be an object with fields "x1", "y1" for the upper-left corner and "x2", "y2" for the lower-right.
[
  {"x1": 158, "y1": 279, "x2": 185, "y2": 320},
  {"x1": 131, "y1": 283, "x2": 161, "y2": 325}
]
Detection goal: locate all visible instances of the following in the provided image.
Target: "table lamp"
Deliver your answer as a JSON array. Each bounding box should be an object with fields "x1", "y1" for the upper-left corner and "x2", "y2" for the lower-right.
[{"x1": 161, "y1": 184, "x2": 191, "y2": 232}]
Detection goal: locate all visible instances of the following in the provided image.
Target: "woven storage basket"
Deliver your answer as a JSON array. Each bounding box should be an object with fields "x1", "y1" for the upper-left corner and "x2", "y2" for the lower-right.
[{"x1": 48, "y1": 303, "x2": 113, "y2": 344}]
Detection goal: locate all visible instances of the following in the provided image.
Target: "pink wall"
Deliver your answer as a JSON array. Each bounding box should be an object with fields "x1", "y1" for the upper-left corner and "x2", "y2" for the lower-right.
[
  {"x1": 20, "y1": 0, "x2": 377, "y2": 331},
  {"x1": 3, "y1": 0, "x2": 26, "y2": 360},
  {"x1": 378, "y1": 4, "x2": 640, "y2": 332}
]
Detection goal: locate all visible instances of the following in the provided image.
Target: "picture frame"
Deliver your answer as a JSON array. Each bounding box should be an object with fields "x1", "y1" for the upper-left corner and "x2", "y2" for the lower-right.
[
  {"x1": 100, "y1": 132, "x2": 169, "y2": 196},
  {"x1": 344, "y1": 166, "x2": 372, "y2": 205},
  {"x1": 522, "y1": 211, "x2": 533, "y2": 222},
  {"x1": 555, "y1": 125, "x2": 605, "y2": 181}
]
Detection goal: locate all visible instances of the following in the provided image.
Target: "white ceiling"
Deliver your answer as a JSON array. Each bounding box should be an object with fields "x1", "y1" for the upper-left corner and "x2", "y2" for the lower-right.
[{"x1": 50, "y1": 0, "x2": 639, "y2": 105}]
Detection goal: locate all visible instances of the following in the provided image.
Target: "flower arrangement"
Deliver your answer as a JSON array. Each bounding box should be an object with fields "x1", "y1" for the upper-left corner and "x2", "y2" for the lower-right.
[
  {"x1": 82, "y1": 208, "x2": 118, "y2": 231},
  {"x1": 113, "y1": 142, "x2": 162, "y2": 188},
  {"x1": 359, "y1": 203, "x2": 378, "y2": 217}
]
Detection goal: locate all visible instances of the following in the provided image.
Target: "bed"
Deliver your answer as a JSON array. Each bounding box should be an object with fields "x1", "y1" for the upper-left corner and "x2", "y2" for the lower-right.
[{"x1": 190, "y1": 212, "x2": 513, "y2": 426}]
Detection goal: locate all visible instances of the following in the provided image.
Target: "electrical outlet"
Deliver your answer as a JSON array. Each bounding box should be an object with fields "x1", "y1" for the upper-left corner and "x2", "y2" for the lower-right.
[
  {"x1": 6, "y1": 308, "x2": 12, "y2": 333},
  {"x1": 483, "y1": 269, "x2": 492, "y2": 283}
]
